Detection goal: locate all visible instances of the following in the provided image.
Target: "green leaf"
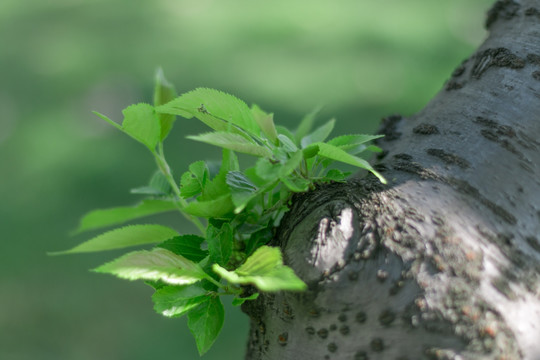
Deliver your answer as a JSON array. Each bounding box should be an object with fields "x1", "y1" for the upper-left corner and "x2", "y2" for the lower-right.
[
  {"x1": 206, "y1": 223, "x2": 233, "y2": 267},
  {"x1": 198, "y1": 150, "x2": 238, "y2": 201},
  {"x1": 300, "y1": 118, "x2": 335, "y2": 148},
  {"x1": 280, "y1": 175, "x2": 310, "y2": 192},
  {"x1": 326, "y1": 134, "x2": 384, "y2": 156},
  {"x1": 93, "y1": 248, "x2": 206, "y2": 285},
  {"x1": 152, "y1": 284, "x2": 208, "y2": 318},
  {"x1": 50, "y1": 225, "x2": 179, "y2": 255},
  {"x1": 156, "y1": 88, "x2": 260, "y2": 137},
  {"x1": 131, "y1": 171, "x2": 173, "y2": 196},
  {"x1": 251, "y1": 104, "x2": 278, "y2": 144},
  {"x1": 93, "y1": 111, "x2": 122, "y2": 131},
  {"x1": 156, "y1": 235, "x2": 208, "y2": 262},
  {"x1": 276, "y1": 125, "x2": 296, "y2": 145},
  {"x1": 212, "y1": 246, "x2": 307, "y2": 292},
  {"x1": 254, "y1": 158, "x2": 280, "y2": 182},
  {"x1": 327, "y1": 134, "x2": 384, "y2": 149},
  {"x1": 187, "y1": 132, "x2": 272, "y2": 158},
  {"x1": 278, "y1": 134, "x2": 298, "y2": 153},
  {"x1": 278, "y1": 151, "x2": 303, "y2": 178},
  {"x1": 232, "y1": 293, "x2": 259, "y2": 306},
  {"x1": 294, "y1": 106, "x2": 321, "y2": 145},
  {"x1": 226, "y1": 171, "x2": 259, "y2": 213},
  {"x1": 188, "y1": 297, "x2": 225, "y2": 355},
  {"x1": 184, "y1": 194, "x2": 234, "y2": 218},
  {"x1": 180, "y1": 161, "x2": 209, "y2": 198},
  {"x1": 121, "y1": 103, "x2": 161, "y2": 152},
  {"x1": 323, "y1": 169, "x2": 351, "y2": 182},
  {"x1": 153, "y1": 68, "x2": 177, "y2": 140},
  {"x1": 315, "y1": 142, "x2": 387, "y2": 184},
  {"x1": 74, "y1": 200, "x2": 177, "y2": 234}
]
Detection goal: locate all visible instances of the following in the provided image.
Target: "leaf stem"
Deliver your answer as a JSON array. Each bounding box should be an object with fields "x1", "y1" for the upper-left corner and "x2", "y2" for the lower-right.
[{"x1": 155, "y1": 143, "x2": 206, "y2": 235}]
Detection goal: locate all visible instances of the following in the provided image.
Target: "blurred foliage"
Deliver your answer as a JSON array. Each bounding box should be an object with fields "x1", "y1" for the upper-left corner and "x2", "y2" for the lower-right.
[{"x1": 0, "y1": 0, "x2": 493, "y2": 359}]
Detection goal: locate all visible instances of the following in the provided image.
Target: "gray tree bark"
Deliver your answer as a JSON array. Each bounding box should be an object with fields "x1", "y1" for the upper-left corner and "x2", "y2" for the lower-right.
[{"x1": 242, "y1": 1, "x2": 540, "y2": 359}]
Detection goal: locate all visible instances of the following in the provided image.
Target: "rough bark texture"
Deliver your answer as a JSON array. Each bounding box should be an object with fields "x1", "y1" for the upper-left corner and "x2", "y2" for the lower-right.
[{"x1": 243, "y1": 1, "x2": 540, "y2": 359}]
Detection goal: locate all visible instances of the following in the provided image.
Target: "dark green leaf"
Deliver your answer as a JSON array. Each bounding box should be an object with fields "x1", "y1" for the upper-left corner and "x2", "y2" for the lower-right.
[
  {"x1": 188, "y1": 297, "x2": 225, "y2": 355},
  {"x1": 74, "y1": 200, "x2": 177, "y2": 234},
  {"x1": 152, "y1": 284, "x2": 208, "y2": 318},
  {"x1": 156, "y1": 235, "x2": 208, "y2": 262},
  {"x1": 50, "y1": 225, "x2": 178, "y2": 255},
  {"x1": 206, "y1": 223, "x2": 233, "y2": 267},
  {"x1": 226, "y1": 171, "x2": 259, "y2": 213}
]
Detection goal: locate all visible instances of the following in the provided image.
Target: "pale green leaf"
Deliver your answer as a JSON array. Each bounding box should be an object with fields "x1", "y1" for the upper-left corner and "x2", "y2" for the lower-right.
[
  {"x1": 93, "y1": 111, "x2": 122, "y2": 131},
  {"x1": 156, "y1": 88, "x2": 260, "y2": 136},
  {"x1": 327, "y1": 134, "x2": 384, "y2": 148},
  {"x1": 131, "y1": 171, "x2": 173, "y2": 196},
  {"x1": 251, "y1": 104, "x2": 278, "y2": 144},
  {"x1": 278, "y1": 134, "x2": 298, "y2": 153},
  {"x1": 232, "y1": 293, "x2": 259, "y2": 306},
  {"x1": 152, "y1": 284, "x2": 208, "y2": 318},
  {"x1": 156, "y1": 235, "x2": 208, "y2": 262},
  {"x1": 212, "y1": 246, "x2": 307, "y2": 291},
  {"x1": 183, "y1": 194, "x2": 234, "y2": 218},
  {"x1": 187, "y1": 132, "x2": 272, "y2": 158},
  {"x1": 276, "y1": 125, "x2": 296, "y2": 144},
  {"x1": 74, "y1": 200, "x2": 177, "y2": 234},
  {"x1": 294, "y1": 106, "x2": 321, "y2": 145},
  {"x1": 51, "y1": 225, "x2": 179, "y2": 255},
  {"x1": 153, "y1": 68, "x2": 177, "y2": 140},
  {"x1": 121, "y1": 103, "x2": 161, "y2": 152},
  {"x1": 93, "y1": 248, "x2": 206, "y2": 285},
  {"x1": 300, "y1": 118, "x2": 335, "y2": 148},
  {"x1": 188, "y1": 297, "x2": 225, "y2": 355},
  {"x1": 315, "y1": 142, "x2": 386, "y2": 184}
]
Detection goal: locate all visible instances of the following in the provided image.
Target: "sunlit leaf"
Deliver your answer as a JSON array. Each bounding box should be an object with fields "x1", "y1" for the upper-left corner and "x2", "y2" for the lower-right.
[
  {"x1": 212, "y1": 246, "x2": 306, "y2": 291},
  {"x1": 93, "y1": 248, "x2": 206, "y2": 285}
]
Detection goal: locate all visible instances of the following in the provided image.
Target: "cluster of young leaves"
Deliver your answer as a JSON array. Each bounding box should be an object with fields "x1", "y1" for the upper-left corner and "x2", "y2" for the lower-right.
[{"x1": 53, "y1": 70, "x2": 385, "y2": 355}]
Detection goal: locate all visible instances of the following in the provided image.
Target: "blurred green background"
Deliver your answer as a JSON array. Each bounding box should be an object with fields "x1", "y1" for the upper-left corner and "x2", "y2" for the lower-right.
[{"x1": 1, "y1": 0, "x2": 493, "y2": 359}]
